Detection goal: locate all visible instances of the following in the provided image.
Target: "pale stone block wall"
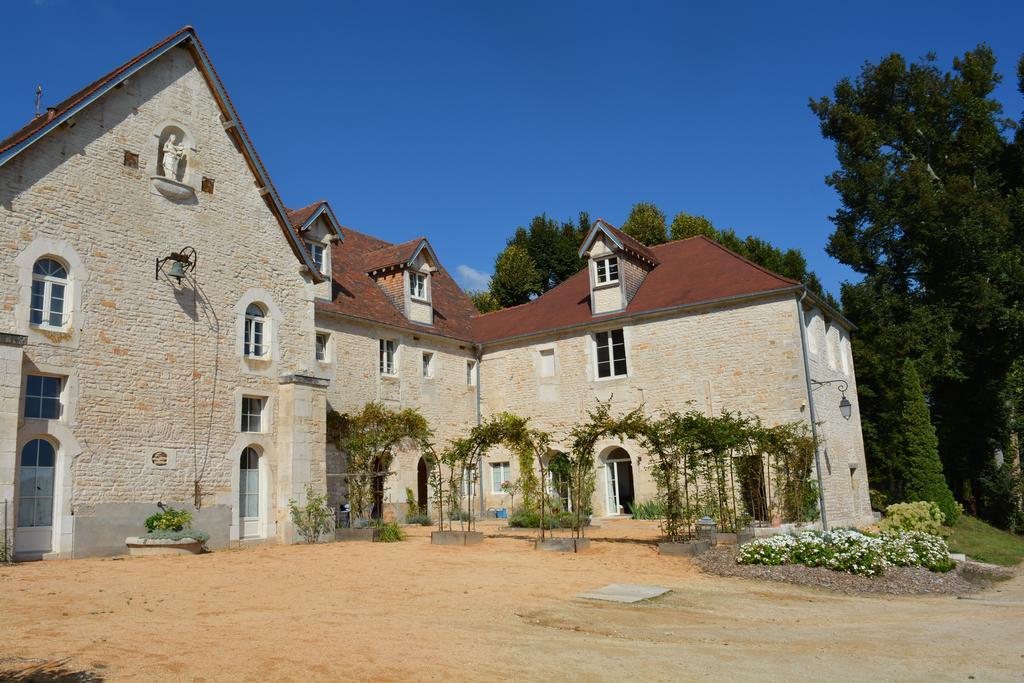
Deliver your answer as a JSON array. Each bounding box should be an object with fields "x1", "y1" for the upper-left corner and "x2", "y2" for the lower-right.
[
  {"x1": 478, "y1": 294, "x2": 868, "y2": 526},
  {"x1": 0, "y1": 47, "x2": 322, "y2": 551},
  {"x1": 316, "y1": 315, "x2": 478, "y2": 516}
]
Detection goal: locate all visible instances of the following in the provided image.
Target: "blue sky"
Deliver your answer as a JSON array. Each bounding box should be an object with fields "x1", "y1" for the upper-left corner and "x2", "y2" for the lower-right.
[{"x1": 2, "y1": 1, "x2": 1022, "y2": 296}]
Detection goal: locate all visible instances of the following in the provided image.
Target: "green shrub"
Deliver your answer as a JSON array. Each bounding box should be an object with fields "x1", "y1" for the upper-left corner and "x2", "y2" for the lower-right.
[
  {"x1": 869, "y1": 489, "x2": 889, "y2": 512},
  {"x1": 144, "y1": 529, "x2": 210, "y2": 542},
  {"x1": 405, "y1": 512, "x2": 433, "y2": 526},
  {"x1": 375, "y1": 521, "x2": 405, "y2": 543},
  {"x1": 448, "y1": 509, "x2": 471, "y2": 522},
  {"x1": 144, "y1": 506, "x2": 192, "y2": 532},
  {"x1": 508, "y1": 508, "x2": 588, "y2": 529},
  {"x1": 287, "y1": 486, "x2": 334, "y2": 544},
  {"x1": 631, "y1": 499, "x2": 665, "y2": 520},
  {"x1": 879, "y1": 501, "x2": 945, "y2": 535}
]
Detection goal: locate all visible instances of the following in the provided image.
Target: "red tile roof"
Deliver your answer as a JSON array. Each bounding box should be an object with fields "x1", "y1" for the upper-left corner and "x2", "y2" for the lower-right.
[
  {"x1": 286, "y1": 201, "x2": 324, "y2": 229},
  {"x1": 363, "y1": 238, "x2": 427, "y2": 273},
  {"x1": 471, "y1": 235, "x2": 800, "y2": 343},
  {"x1": 315, "y1": 229, "x2": 479, "y2": 341}
]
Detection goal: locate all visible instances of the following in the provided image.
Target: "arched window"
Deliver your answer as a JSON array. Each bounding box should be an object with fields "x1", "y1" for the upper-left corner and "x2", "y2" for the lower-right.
[
  {"x1": 239, "y1": 447, "x2": 260, "y2": 537},
  {"x1": 244, "y1": 303, "x2": 267, "y2": 358},
  {"x1": 31, "y1": 258, "x2": 68, "y2": 328},
  {"x1": 18, "y1": 439, "x2": 55, "y2": 528}
]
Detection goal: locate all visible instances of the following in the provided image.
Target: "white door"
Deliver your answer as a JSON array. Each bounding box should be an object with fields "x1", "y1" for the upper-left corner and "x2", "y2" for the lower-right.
[
  {"x1": 239, "y1": 447, "x2": 261, "y2": 538},
  {"x1": 16, "y1": 439, "x2": 55, "y2": 554},
  {"x1": 605, "y1": 461, "x2": 619, "y2": 515}
]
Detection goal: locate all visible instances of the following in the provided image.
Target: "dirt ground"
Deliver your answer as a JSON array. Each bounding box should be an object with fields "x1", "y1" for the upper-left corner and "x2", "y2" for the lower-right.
[{"x1": 1, "y1": 518, "x2": 1022, "y2": 682}]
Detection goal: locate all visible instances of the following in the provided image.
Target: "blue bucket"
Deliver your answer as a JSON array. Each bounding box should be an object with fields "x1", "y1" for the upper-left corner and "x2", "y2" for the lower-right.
[{"x1": 496, "y1": 508, "x2": 508, "y2": 519}]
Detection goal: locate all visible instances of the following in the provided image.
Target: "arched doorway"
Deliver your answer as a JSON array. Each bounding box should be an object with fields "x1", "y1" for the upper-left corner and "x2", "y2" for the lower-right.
[
  {"x1": 416, "y1": 457, "x2": 429, "y2": 511},
  {"x1": 239, "y1": 447, "x2": 261, "y2": 538},
  {"x1": 16, "y1": 438, "x2": 56, "y2": 554},
  {"x1": 604, "y1": 447, "x2": 635, "y2": 516}
]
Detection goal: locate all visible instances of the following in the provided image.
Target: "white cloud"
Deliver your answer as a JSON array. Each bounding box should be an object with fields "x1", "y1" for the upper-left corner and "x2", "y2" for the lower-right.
[{"x1": 454, "y1": 264, "x2": 490, "y2": 292}]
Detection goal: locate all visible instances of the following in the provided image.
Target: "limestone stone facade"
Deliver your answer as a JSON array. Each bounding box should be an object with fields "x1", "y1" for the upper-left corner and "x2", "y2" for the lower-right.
[{"x1": 0, "y1": 27, "x2": 873, "y2": 560}]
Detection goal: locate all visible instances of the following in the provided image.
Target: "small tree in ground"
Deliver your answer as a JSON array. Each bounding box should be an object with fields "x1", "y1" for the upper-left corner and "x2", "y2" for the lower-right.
[
  {"x1": 288, "y1": 485, "x2": 334, "y2": 544},
  {"x1": 894, "y1": 361, "x2": 961, "y2": 524}
]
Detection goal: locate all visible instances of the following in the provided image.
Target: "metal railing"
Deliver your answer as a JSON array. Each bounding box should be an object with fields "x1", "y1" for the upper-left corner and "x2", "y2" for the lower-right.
[{"x1": 1, "y1": 499, "x2": 12, "y2": 564}]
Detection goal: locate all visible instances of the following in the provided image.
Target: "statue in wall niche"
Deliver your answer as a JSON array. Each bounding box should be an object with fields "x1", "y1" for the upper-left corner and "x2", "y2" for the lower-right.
[{"x1": 161, "y1": 133, "x2": 186, "y2": 179}]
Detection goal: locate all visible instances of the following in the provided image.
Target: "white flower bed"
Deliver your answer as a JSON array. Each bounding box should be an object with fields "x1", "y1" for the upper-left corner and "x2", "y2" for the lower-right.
[{"x1": 737, "y1": 530, "x2": 954, "y2": 576}]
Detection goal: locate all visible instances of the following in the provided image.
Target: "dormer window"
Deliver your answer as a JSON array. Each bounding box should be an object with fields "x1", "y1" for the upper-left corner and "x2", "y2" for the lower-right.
[
  {"x1": 595, "y1": 257, "x2": 619, "y2": 286},
  {"x1": 306, "y1": 240, "x2": 326, "y2": 275},
  {"x1": 409, "y1": 272, "x2": 428, "y2": 301}
]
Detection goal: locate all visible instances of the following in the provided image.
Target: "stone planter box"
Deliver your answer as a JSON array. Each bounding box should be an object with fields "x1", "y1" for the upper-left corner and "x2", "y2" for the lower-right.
[
  {"x1": 125, "y1": 536, "x2": 205, "y2": 557},
  {"x1": 431, "y1": 531, "x2": 484, "y2": 546},
  {"x1": 535, "y1": 538, "x2": 591, "y2": 553},
  {"x1": 716, "y1": 530, "x2": 756, "y2": 545},
  {"x1": 658, "y1": 540, "x2": 710, "y2": 557},
  {"x1": 335, "y1": 528, "x2": 381, "y2": 542}
]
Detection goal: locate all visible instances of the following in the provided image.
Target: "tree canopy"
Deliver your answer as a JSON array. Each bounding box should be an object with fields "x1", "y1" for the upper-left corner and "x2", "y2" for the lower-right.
[{"x1": 812, "y1": 46, "x2": 1024, "y2": 526}]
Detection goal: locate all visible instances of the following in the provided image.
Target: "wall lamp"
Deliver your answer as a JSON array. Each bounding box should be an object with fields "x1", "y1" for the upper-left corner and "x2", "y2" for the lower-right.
[
  {"x1": 811, "y1": 378, "x2": 852, "y2": 420},
  {"x1": 156, "y1": 246, "x2": 197, "y2": 284}
]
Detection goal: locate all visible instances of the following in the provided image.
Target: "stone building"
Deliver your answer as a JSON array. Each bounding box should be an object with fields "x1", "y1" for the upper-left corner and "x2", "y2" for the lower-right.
[{"x1": 0, "y1": 27, "x2": 872, "y2": 560}]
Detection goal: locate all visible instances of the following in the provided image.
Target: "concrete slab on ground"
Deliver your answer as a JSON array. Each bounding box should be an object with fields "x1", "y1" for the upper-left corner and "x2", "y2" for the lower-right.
[{"x1": 576, "y1": 583, "x2": 671, "y2": 603}]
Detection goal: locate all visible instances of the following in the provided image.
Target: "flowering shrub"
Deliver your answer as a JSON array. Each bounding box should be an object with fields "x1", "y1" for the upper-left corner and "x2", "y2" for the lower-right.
[
  {"x1": 737, "y1": 529, "x2": 954, "y2": 576},
  {"x1": 879, "y1": 501, "x2": 945, "y2": 535}
]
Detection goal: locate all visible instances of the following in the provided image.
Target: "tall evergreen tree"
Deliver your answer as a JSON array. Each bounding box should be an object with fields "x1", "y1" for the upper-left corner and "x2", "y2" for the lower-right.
[
  {"x1": 622, "y1": 202, "x2": 668, "y2": 245},
  {"x1": 894, "y1": 361, "x2": 961, "y2": 524}
]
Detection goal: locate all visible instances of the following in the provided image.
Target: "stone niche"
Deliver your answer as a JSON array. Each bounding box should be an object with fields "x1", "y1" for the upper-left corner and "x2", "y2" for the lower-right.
[{"x1": 148, "y1": 121, "x2": 198, "y2": 201}]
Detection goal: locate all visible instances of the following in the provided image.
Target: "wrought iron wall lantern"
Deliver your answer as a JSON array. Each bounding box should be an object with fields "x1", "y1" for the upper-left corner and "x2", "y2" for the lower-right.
[
  {"x1": 155, "y1": 246, "x2": 197, "y2": 284},
  {"x1": 811, "y1": 378, "x2": 852, "y2": 420}
]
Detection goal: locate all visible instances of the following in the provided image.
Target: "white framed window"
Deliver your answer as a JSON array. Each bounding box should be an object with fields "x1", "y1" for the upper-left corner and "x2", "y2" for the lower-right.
[
  {"x1": 466, "y1": 359, "x2": 477, "y2": 386},
  {"x1": 306, "y1": 240, "x2": 326, "y2": 275},
  {"x1": 244, "y1": 303, "x2": 268, "y2": 358},
  {"x1": 491, "y1": 462, "x2": 511, "y2": 494},
  {"x1": 241, "y1": 396, "x2": 264, "y2": 433},
  {"x1": 30, "y1": 258, "x2": 68, "y2": 328},
  {"x1": 461, "y1": 467, "x2": 475, "y2": 497},
  {"x1": 24, "y1": 375, "x2": 62, "y2": 420},
  {"x1": 539, "y1": 349, "x2": 555, "y2": 378},
  {"x1": 409, "y1": 272, "x2": 428, "y2": 300},
  {"x1": 316, "y1": 333, "x2": 329, "y2": 362},
  {"x1": 594, "y1": 256, "x2": 619, "y2": 286},
  {"x1": 422, "y1": 351, "x2": 435, "y2": 378},
  {"x1": 595, "y1": 329, "x2": 627, "y2": 379},
  {"x1": 380, "y1": 339, "x2": 397, "y2": 376}
]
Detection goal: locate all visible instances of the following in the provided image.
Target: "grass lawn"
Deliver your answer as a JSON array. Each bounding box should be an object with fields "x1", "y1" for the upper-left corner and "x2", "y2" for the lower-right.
[{"x1": 947, "y1": 515, "x2": 1024, "y2": 566}]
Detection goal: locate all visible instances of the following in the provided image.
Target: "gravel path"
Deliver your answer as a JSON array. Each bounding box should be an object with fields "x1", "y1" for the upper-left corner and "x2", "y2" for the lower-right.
[{"x1": 693, "y1": 545, "x2": 1012, "y2": 595}]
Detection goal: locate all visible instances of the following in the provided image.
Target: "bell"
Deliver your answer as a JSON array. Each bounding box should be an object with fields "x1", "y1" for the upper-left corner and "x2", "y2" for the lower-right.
[
  {"x1": 839, "y1": 394, "x2": 852, "y2": 421},
  {"x1": 167, "y1": 259, "x2": 186, "y2": 283}
]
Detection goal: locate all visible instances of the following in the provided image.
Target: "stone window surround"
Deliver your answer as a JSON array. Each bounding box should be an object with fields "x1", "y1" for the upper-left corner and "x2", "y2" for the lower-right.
[
  {"x1": 380, "y1": 338, "x2": 398, "y2": 377},
  {"x1": 14, "y1": 238, "x2": 88, "y2": 346},
  {"x1": 305, "y1": 238, "x2": 330, "y2": 277},
  {"x1": 233, "y1": 289, "x2": 283, "y2": 376},
  {"x1": 315, "y1": 330, "x2": 332, "y2": 365},
  {"x1": 535, "y1": 343, "x2": 557, "y2": 380},
  {"x1": 408, "y1": 270, "x2": 430, "y2": 303},
  {"x1": 490, "y1": 461, "x2": 511, "y2": 494},
  {"x1": 466, "y1": 359, "x2": 477, "y2": 387},
  {"x1": 234, "y1": 388, "x2": 274, "y2": 436},
  {"x1": 19, "y1": 362, "x2": 78, "y2": 429},
  {"x1": 421, "y1": 350, "x2": 435, "y2": 379},
  {"x1": 589, "y1": 326, "x2": 631, "y2": 382}
]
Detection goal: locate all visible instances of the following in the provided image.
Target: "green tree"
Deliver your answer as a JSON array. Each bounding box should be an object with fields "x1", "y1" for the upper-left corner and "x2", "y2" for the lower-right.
[
  {"x1": 489, "y1": 244, "x2": 542, "y2": 308},
  {"x1": 622, "y1": 202, "x2": 667, "y2": 245},
  {"x1": 811, "y1": 47, "x2": 1024, "y2": 524},
  {"x1": 669, "y1": 211, "x2": 717, "y2": 240},
  {"x1": 894, "y1": 361, "x2": 961, "y2": 524},
  {"x1": 468, "y1": 289, "x2": 500, "y2": 314}
]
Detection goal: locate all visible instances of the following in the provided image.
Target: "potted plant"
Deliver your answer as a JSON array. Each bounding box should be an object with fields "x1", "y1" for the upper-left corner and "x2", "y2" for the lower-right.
[{"x1": 125, "y1": 503, "x2": 209, "y2": 556}]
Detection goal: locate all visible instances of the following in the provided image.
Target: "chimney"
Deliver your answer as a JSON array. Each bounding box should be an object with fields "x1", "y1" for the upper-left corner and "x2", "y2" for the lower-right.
[{"x1": 46, "y1": 106, "x2": 57, "y2": 121}]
